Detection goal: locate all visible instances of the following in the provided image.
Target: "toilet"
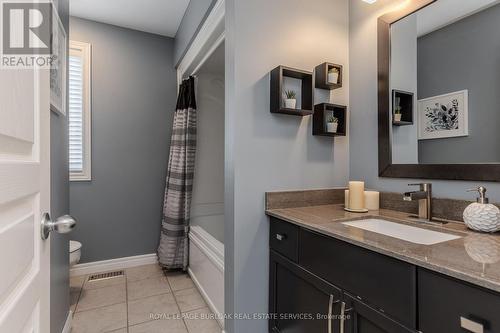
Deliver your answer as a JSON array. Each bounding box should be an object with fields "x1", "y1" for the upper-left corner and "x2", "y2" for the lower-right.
[{"x1": 70, "y1": 241, "x2": 82, "y2": 267}]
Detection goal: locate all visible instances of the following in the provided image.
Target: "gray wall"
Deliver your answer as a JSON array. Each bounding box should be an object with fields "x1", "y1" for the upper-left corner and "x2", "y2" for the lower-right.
[
  {"x1": 51, "y1": 0, "x2": 70, "y2": 331},
  {"x1": 69, "y1": 17, "x2": 177, "y2": 263},
  {"x1": 174, "y1": 0, "x2": 217, "y2": 66},
  {"x1": 349, "y1": 0, "x2": 500, "y2": 203},
  {"x1": 225, "y1": 0, "x2": 350, "y2": 331},
  {"x1": 417, "y1": 4, "x2": 500, "y2": 164}
]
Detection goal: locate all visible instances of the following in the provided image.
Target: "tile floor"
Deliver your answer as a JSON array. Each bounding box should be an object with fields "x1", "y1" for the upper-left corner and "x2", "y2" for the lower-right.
[{"x1": 70, "y1": 264, "x2": 222, "y2": 333}]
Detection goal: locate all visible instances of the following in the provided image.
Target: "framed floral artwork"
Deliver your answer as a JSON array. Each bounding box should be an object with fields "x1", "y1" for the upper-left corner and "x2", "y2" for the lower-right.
[{"x1": 417, "y1": 90, "x2": 468, "y2": 140}]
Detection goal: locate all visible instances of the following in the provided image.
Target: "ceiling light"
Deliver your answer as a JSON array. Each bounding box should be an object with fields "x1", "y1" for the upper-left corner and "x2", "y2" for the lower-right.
[{"x1": 362, "y1": 0, "x2": 377, "y2": 4}]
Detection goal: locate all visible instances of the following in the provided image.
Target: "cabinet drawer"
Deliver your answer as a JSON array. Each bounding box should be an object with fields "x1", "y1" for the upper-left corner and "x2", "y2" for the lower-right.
[
  {"x1": 269, "y1": 218, "x2": 299, "y2": 262},
  {"x1": 299, "y1": 228, "x2": 416, "y2": 328},
  {"x1": 418, "y1": 268, "x2": 500, "y2": 333}
]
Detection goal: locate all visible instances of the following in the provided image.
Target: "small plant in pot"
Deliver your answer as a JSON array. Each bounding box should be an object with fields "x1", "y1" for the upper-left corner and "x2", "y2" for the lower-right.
[
  {"x1": 394, "y1": 107, "x2": 402, "y2": 122},
  {"x1": 284, "y1": 90, "x2": 297, "y2": 109},
  {"x1": 328, "y1": 67, "x2": 340, "y2": 85},
  {"x1": 326, "y1": 116, "x2": 339, "y2": 133}
]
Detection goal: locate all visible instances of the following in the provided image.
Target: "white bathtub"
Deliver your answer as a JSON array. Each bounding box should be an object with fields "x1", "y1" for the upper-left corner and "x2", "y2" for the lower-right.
[{"x1": 188, "y1": 225, "x2": 224, "y2": 328}]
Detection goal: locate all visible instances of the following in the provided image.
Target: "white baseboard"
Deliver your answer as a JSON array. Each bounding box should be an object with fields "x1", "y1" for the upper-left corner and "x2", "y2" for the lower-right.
[
  {"x1": 61, "y1": 311, "x2": 72, "y2": 333},
  {"x1": 70, "y1": 253, "x2": 158, "y2": 277}
]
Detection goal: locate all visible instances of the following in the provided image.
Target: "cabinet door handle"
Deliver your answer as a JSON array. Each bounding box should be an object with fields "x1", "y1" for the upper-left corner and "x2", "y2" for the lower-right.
[
  {"x1": 328, "y1": 295, "x2": 334, "y2": 333},
  {"x1": 276, "y1": 234, "x2": 286, "y2": 241},
  {"x1": 328, "y1": 295, "x2": 341, "y2": 333},
  {"x1": 460, "y1": 317, "x2": 484, "y2": 333},
  {"x1": 340, "y1": 301, "x2": 346, "y2": 333},
  {"x1": 340, "y1": 301, "x2": 352, "y2": 333}
]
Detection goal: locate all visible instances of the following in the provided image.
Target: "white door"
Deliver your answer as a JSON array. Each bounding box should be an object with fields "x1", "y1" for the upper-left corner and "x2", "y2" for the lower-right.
[{"x1": 0, "y1": 65, "x2": 51, "y2": 331}]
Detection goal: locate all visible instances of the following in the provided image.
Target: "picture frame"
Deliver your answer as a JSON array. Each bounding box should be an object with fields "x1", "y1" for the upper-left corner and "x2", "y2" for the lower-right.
[
  {"x1": 50, "y1": 5, "x2": 67, "y2": 116},
  {"x1": 417, "y1": 89, "x2": 468, "y2": 140}
]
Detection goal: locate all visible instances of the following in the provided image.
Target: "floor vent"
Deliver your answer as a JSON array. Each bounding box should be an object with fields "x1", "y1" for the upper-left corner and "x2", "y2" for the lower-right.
[{"x1": 88, "y1": 270, "x2": 124, "y2": 282}]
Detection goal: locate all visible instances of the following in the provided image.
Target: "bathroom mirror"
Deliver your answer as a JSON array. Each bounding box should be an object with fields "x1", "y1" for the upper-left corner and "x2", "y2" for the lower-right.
[{"x1": 378, "y1": 0, "x2": 500, "y2": 181}]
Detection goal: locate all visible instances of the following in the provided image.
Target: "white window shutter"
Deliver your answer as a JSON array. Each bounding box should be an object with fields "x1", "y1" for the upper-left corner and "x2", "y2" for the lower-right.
[
  {"x1": 69, "y1": 41, "x2": 92, "y2": 181},
  {"x1": 69, "y1": 54, "x2": 84, "y2": 173}
]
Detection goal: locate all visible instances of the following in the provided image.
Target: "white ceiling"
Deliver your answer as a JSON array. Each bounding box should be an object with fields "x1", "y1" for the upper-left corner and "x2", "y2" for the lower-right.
[
  {"x1": 417, "y1": 0, "x2": 499, "y2": 36},
  {"x1": 70, "y1": 0, "x2": 190, "y2": 37}
]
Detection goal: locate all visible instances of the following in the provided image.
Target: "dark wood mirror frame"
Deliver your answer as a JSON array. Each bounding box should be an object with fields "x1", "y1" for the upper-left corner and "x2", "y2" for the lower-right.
[{"x1": 378, "y1": 0, "x2": 500, "y2": 182}]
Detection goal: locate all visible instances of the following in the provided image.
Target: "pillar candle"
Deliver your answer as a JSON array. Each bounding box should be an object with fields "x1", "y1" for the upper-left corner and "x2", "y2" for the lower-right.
[
  {"x1": 348, "y1": 181, "x2": 365, "y2": 210},
  {"x1": 365, "y1": 191, "x2": 380, "y2": 211},
  {"x1": 344, "y1": 190, "x2": 350, "y2": 208}
]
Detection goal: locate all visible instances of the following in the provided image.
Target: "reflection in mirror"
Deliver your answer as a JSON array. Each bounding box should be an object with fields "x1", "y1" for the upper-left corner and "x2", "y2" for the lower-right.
[{"x1": 390, "y1": 0, "x2": 500, "y2": 165}]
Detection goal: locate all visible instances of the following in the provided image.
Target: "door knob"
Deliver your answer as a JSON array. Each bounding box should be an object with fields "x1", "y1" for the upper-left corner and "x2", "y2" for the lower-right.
[{"x1": 41, "y1": 213, "x2": 77, "y2": 240}]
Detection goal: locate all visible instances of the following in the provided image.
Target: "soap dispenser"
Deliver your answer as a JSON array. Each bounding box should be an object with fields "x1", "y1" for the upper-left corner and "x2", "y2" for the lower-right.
[{"x1": 463, "y1": 186, "x2": 500, "y2": 233}]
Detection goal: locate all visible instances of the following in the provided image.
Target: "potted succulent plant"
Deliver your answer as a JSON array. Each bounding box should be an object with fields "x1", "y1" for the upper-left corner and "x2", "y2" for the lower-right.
[
  {"x1": 328, "y1": 67, "x2": 340, "y2": 85},
  {"x1": 284, "y1": 90, "x2": 297, "y2": 109},
  {"x1": 394, "y1": 107, "x2": 402, "y2": 122},
  {"x1": 326, "y1": 116, "x2": 339, "y2": 133}
]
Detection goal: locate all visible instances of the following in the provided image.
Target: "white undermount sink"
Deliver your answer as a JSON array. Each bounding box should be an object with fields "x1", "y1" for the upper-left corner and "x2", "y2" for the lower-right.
[{"x1": 342, "y1": 219, "x2": 461, "y2": 245}]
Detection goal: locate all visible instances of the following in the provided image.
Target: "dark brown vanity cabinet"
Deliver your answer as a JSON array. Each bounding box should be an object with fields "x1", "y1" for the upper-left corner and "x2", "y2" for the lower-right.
[
  {"x1": 269, "y1": 252, "x2": 413, "y2": 333},
  {"x1": 269, "y1": 251, "x2": 342, "y2": 333},
  {"x1": 269, "y1": 217, "x2": 417, "y2": 333},
  {"x1": 269, "y1": 217, "x2": 500, "y2": 333},
  {"x1": 418, "y1": 269, "x2": 500, "y2": 333}
]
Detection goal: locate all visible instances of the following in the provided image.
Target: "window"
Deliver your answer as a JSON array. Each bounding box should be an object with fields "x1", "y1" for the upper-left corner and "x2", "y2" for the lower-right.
[{"x1": 69, "y1": 41, "x2": 91, "y2": 181}]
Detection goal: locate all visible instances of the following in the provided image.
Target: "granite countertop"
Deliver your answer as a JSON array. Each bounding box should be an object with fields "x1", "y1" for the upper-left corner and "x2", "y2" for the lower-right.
[{"x1": 266, "y1": 204, "x2": 500, "y2": 293}]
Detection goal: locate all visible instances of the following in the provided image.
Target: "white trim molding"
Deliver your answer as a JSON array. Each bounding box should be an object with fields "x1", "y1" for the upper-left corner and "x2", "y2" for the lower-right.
[
  {"x1": 70, "y1": 253, "x2": 158, "y2": 277},
  {"x1": 177, "y1": 0, "x2": 225, "y2": 83}
]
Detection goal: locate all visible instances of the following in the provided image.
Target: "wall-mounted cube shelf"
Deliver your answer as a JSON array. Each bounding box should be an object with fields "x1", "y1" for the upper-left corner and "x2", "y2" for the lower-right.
[
  {"x1": 392, "y1": 89, "x2": 414, "y2": 126},
  {"x1": 313, "y1": 103, "x2": 347, "y2": 137},
  {"x1": 270, "y1": 65, "x2": 314, "y2": 116},
  {"x1": 315, "y1": 62, "x2": 343, "y2": 90}
]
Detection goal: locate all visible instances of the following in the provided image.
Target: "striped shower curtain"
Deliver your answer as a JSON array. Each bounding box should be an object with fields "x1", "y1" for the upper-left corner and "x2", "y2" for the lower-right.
[{"x1": 158, "y1": 76, "x2": 197, "y2": 270}]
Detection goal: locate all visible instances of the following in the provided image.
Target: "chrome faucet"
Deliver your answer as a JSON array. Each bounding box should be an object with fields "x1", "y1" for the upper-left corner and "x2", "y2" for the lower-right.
[{"x1": 403, "y1": 183, "x2": 433, "y2": 222}]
